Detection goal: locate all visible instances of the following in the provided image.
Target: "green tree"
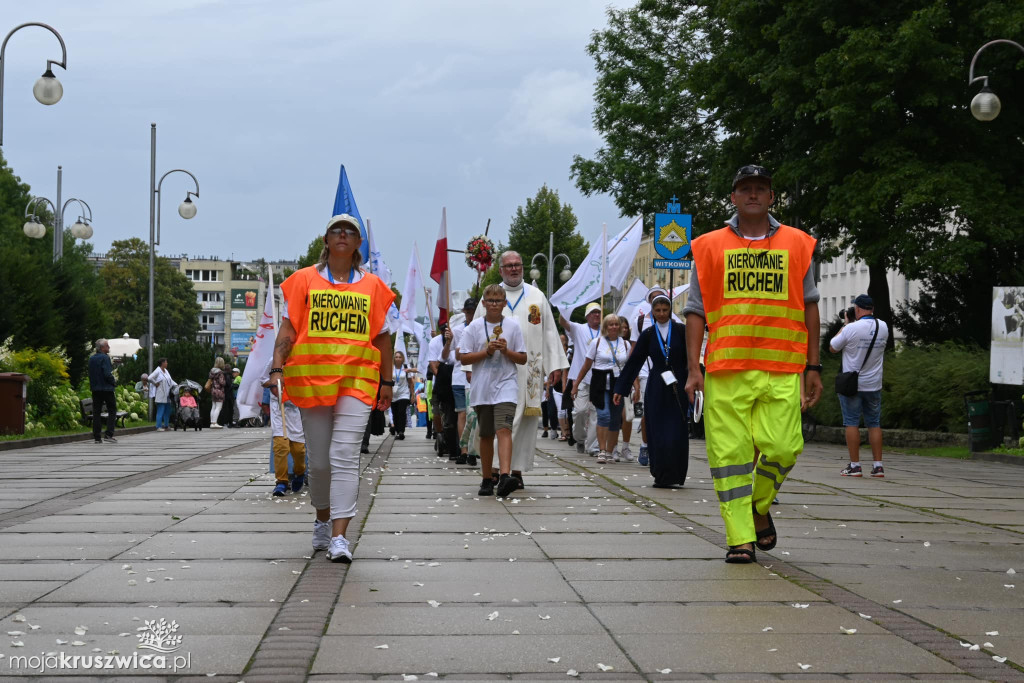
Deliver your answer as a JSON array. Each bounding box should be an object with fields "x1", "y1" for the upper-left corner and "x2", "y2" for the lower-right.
[
  {"x1": 573, "y1": 0, "x2": 1024, "y2": 346},
  {"x1": 0, "y1": 151, "x2": 109, "y2": 384},
  {"x1": 99, "y1": 238, "x2": 201, "y2": 344},
  {"x1": 506, "y1": 185, "x2": 590, "y2": 298},
  {"x1": 297, "y1": 236, "x2": 322, "y2": 269}
]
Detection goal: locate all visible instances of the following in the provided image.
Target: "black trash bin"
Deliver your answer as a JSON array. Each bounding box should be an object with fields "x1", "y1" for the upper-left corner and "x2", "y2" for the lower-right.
[
  {"x1": 0, "y1": 372, "x2": 31, "y2": 435},
  {"x1": 965, "y1": 390, "x2": 993, "y2": 452}
]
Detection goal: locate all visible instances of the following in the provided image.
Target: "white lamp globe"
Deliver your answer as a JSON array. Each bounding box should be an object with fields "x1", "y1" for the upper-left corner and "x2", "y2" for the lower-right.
[
  {"x1": 559, "y1": 268, "x2": 572, "y2": 282},
  {"x1": 71, "y1": 221, "x2": 93, "y2": 240},
  {"x1": 23, "y1": 220, "x2": 45, "y2": 239},
  {"x1": 529, "y1": 267, "x2": 541, "y2": 281},
  {"x1": 178, "y1": 197, "x2": 197, "y2": 219},
  {"x1": 32, "y1": 70, "x2": 63, "y2": 106},
  {"x1": 971, "y1": 88, "x2": 1001, "y2": 121}
]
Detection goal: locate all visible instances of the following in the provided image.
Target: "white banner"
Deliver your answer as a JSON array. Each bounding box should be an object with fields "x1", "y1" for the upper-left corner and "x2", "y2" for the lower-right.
[
  {"x1": 551, "y1": 216, "x2": 643, "y2": 318},
  {"x1": 616, "y1": 278, "x2": 650, "y2": 321},
  {"x1": 237, "y1": 266, "x2": 277, "y2": 420},
  {"x1": 399, "y1": 244, "x2": 422, "y2": 335},
  {"x1": 991, "y1": 286, "x2": 1024, "y2": 385}
]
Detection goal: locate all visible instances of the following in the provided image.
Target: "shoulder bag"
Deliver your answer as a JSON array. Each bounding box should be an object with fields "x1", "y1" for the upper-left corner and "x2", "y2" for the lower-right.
[{"x1": 834, "y1": 319, "x2": 879, "y2": 397}]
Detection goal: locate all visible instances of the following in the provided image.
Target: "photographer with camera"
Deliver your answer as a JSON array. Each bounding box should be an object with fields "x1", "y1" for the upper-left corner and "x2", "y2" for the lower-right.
[{"x1": 830, "y1": 294, "x2": 889, "y2": 478}]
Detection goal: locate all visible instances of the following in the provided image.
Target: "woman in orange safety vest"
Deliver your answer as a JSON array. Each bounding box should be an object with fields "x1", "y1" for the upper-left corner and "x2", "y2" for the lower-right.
[{"x1": 270, "y1": 213, "x2": 395, "y2": 564}]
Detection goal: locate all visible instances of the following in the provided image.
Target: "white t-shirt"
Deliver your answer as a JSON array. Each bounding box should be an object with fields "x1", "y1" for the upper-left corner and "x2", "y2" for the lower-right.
[
  {"x1": 568, "y1": 321, "x2": 600, "y2": 386},
  {"x1": 458, "y1": 316, "x2": 526, "y2": 406},
  {"x1": 585, "y1": 336, "x2": 631, "y2": 376},
  {"x1": 449, "y1": 321, "x2": 469, "y2": 387},
  {"x1": 393, "y1": 364, "x2": 411, "y2": 400},
  {"x1": 829, "y1": 316, "x2": 888, "y2": 392},
  {"x1": 426, "y1": 334, "x2": 444, "y2": 364},
  {"x1": 281, "y1": 266, "x2": 387, "y2": 336}
]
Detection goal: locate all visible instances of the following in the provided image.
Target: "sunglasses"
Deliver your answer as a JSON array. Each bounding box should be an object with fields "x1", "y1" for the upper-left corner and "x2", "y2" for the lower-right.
[{"x1": 327, "y1": 226, "x2": 360, "y2": 238}]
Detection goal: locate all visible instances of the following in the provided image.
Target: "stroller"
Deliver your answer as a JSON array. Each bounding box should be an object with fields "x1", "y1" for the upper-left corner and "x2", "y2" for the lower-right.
[{"x1": 172, "y1": 379, "x2": 204, "y2": 431}]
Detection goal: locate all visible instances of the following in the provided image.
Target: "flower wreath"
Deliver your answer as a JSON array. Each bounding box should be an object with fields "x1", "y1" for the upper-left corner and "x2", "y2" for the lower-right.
[{"x1": 465, "y1": 234, "x2": 495, "y2": 273}]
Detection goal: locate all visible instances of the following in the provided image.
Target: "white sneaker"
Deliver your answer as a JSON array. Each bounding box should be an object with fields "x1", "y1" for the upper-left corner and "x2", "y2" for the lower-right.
[
  {"x1": 211, "y1": 424, "x2": 223, "y2": 429},
  {"x1": 312, "y1": 520, "x2": 331, "y2": 550},
  {"x1": 155, "y1": 428, "x2": 165, "y2": 432},
  {"x1": 327, "y1": 535, "x2": 352, "y2": 563},
  {"x1": 612, "y1": 446, "x2": 622, "y2": 462},
  {"x1": 596, "y1": 451, "x2": 608, "y2": 464},
  {"x1": 620, "y1": 444, "x2": 633, "y2": 462}
]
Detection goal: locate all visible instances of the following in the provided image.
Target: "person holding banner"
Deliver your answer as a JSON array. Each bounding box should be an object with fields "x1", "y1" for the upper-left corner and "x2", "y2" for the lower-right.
[
  {"x1": 683, "y1": 165, "x2": 821, "y2": 564},
  {"x1": 270, "y1": 213, "x2": 395, "y2": 563},
  {"x1": 614, "y1": 294, "x2": 689, "y2": 487}
]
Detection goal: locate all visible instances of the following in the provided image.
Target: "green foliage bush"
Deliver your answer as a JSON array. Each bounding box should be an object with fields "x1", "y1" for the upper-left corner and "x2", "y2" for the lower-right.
[
  {"x1": 810, "y1": 342, "x2": 989, "y2": 433},
  {"x1": 0, "y1": 338, "x2": 70, "y2": 418}
]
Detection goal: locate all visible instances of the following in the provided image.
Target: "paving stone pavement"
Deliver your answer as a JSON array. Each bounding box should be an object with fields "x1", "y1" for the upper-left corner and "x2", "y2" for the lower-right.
[{"x1": 0, "y1": 425, "x2": 1021, "y2": 681}]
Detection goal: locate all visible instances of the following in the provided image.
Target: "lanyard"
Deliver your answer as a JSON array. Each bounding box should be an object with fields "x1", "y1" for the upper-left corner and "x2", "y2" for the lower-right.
[
  {"x1": 326, "y1": 267, "x2": 355, "y2": 284},
  {"x1": 605, "y1": 337, "x2": 622, "y2": 369},
  {"x1": 506, "y1": 289, "x2": 525, "y2": 313},
  {"x1": 655, "y1": 322, "x2": 672, "y2": 362},
  {"x1": 395, "y1": 366, "x2": 403, "y2": 383}
]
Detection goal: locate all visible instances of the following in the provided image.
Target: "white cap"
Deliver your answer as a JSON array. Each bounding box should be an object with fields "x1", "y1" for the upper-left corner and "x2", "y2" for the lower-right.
[
  {"x1": 325, "y1": 213, "x2": 361, "y2": 233},
  {"x1": 585, "y1": 302, "x2": 602, "y2": 316}
]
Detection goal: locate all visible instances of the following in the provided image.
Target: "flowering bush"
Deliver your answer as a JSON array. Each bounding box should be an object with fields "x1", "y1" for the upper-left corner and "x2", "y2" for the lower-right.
[{"x1": 465, "y1": 235, "x2": 495, "y2": 273}]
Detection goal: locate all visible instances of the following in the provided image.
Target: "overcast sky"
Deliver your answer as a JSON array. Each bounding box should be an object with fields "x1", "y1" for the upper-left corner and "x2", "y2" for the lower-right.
[{"x1": 3, "y1": 1, "x2": 635, "y2": 293}]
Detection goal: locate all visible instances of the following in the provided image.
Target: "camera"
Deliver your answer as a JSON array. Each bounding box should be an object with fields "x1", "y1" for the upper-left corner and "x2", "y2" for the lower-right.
[{"x1": 845, "y1": 306, "x2": 856, "y2": 323}]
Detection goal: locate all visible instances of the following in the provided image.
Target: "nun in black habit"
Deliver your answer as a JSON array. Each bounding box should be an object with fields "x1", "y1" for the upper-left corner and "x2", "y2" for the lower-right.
[{"x1": 613, "y1": 294, "x2": 689, "y2": 487}]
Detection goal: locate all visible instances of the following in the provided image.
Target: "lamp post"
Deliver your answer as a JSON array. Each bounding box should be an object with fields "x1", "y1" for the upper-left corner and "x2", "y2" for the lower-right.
[
  {"x1": 22, "y1": 165, "x2": 94, "y2": 260},
  {"x1": 0, "y1": 22, "x2": 67, "y2": 146},
  {"x1": 148, "y1": 122, "x2": 200, "y2": 416},
  {"x1": 529, "y1": 231, "x2": 572, "y2": 298},
  {"x1": 968, "y1": 39, "x2": 1024, "y2": 121}
]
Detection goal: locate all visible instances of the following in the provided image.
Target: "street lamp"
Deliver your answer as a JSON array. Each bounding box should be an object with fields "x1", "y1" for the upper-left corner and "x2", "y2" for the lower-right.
[
  {"x1": 0, "y1": 22, "x2": 67, "y2": 146},
  {"x1": 529, "y1": 231, "x2": 572, "y2": 298},
  {"x1": 968, "y1": 39, "x2": 1024, "y2": 122},
  {"x1": 22, "y1": 166, "x2": 94, "y2": 260},
  {"x1": 148, "y1": 123, "x2": 200, "y2": 416}
]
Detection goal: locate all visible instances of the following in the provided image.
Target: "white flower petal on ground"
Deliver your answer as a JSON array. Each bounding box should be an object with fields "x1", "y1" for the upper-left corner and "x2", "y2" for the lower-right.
[
  {"x1": 548, "y1": 657, "x2": 561, "y2": 663},
  {"x1": 659, "y1": 669, "x2": 672, "y2": 674},
  {"x1": 923, "y1": 542, "x2": 931, "y2": 547},
  {"x1": 859, "y1": 613, "x2": 872, "y2": 619},
  {"x1": 427, "y1": 600, "x2": 441, "y2": 608},
  {"x1": 1005, "y1": 584, "x2": 1015, "y2": 589},
  {"x1": 127, "y1": 580, "x2": 137, "y2": 586},
  {"x1": 840, "y1": 627, "x2": 857, "y2": 635},
  {"x1": 402, "y1": 675, "x2": 418, "y2": 681},
  {"x1": 767, "y1": 648, "x2": 778, "y2": 652},
  {"x1": 761, "y1": 626, "x2": 773, "y2": 632},
  {"x1": 1007, "y1": 568, "x2": 1016, "y2": 575},
  {"x1": 540, "y1": 615, "x2": 551, "y2": 620},
  {"x1": 984, "y1": 642, "x2": 994, "y2": 648},
  {"x1": 798, "y1": 663, "x2": 812, "y2": 670},
  {"x1": 791, "y1": 603, "x2": 809, "y2": 609},
  {"x1": 71, "y1": 641, "x2": 86, "y2": 646},
  {"x1": 6, "y1": 631, "x2": 24, "y2": 636},
  {"x1": 892, "y1": 599, "x2": 902, "y2": 604},
  {"x1": 486, "y1": 611, "x2": 499, "y2": 621},
  {"x1": 413, "y1": 582, "x2": 424, "y2": 587},
  {"x1": 374, "y1": 644, "x2": 389, "y2": 649},
  {"x1": 986, "y1": 631, "x2": 1000, "y2": 636},
  {"x1": 994, "y1": 656, "x2": 1007, "y2": 663},
  {"x1": 566, "y1": 669, "x2": 579, "y2": 677},
  {"x1": 12, "y1": 615, "x2": 26, "y2": 623},
  {"x1": 960, "y1": 641, "x2": 973, "y2": 648},
  {"x1": 969, "y1": 644, "x2": 980, "y2": 651},
  {"x1": 597, "y1": 663, "x2": 613, "y2": 671}
]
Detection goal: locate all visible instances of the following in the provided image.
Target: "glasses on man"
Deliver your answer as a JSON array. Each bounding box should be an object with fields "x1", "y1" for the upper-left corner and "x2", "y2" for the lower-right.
[
  {"x1": 327, "y1": 226, "x2": 360, "y2": 238},
  {"x1": 500, "y1": 262, "x2": 523, "y2": 269},
  {"x1": 483, "y1": 298, "x2": 506, "y2": 305}
]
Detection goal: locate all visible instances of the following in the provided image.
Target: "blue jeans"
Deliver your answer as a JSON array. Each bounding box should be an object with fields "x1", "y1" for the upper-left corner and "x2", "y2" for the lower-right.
[
  {"x1": 155, "y1": 402, "x2": 171, "y2": 429},
  {"x1": 595, "y1": 390, "x2": 623, "y2": 431},
  {"x1": 838, "y1": 390, "x2": 882, "y2": 428}
]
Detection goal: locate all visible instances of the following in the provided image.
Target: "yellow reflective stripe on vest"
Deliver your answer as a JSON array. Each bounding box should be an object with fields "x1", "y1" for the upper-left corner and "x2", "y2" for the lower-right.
[
  {"x1": 284, "y1": 364, "x2": 380, "y2": 381},
  {"x1": 709, "y1": 324, "x2": 807, "y2": 346},
  {"x1": 705, "y1": 346, "x2": 806, "y2": 366},
  {"x1": 706, "y1": 302, "x2": 804, "y2": 325},
  {"x1": 284, "y1": 376, "x2": 379, "y2": 398},
  {"x1": 291, "y1": 343, "x2": 380, "y2": 363}
]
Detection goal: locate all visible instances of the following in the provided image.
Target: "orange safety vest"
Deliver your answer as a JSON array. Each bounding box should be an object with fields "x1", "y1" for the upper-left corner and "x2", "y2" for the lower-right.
[
  {"x1": 280, "y1": 266, "x2": 395, "y2": 408},
  {"x1": 692, "y1": 224, "x2": 816, "y2": 374}
]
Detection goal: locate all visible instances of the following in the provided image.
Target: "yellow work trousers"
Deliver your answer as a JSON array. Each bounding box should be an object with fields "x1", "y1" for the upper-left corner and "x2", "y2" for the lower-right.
[
  {"x1": 705, "y1": 369, "x2": 803, "y2": 547},
  {"x1": 273, "y1": 436, "x2": 307, "y2": 484}
]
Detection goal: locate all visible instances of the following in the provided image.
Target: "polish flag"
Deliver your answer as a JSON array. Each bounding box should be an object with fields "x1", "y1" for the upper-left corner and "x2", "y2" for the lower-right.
[{"x1": 430, "y1": 207, "x2": 451, "y2": 325}]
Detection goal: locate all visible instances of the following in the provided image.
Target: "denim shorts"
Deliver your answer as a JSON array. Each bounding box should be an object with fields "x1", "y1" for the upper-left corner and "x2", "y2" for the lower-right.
[
  {"x1": 595, "y1": 390, "x2": 623, "y2": 431},
  {"x1": 452, "y1": 386, "x2": 467, "y2": 412},
  {"x1": 838, "y1": 390, "x2": 882, "y2": 428}
]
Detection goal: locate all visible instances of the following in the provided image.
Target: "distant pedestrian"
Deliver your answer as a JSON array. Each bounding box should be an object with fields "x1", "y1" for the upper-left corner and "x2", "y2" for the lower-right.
[
  {"x1": 231, "y1": 367, "x2": 242, "y2": 426},
  {"x1": 261, "y1": 367, "x2": 306, "y2": 497},
  {"x1": 617, "y1": 315, "x2": 636, "y2": 462},
  {"x1": 88, "y1": 338, "x2": 118, "y2": 444},
  {"x1": 572, "y1": 313, "x2": 633, "y2": 463},
  {"x1": 560, "y1": 302, "x2": 602, "y2": 455},
  {"x1": 208, "y1": 357, "x2": 228, "y2": 429},
  {"x1": 149, "y1": 358, "x2": 176, "y2": 432},
  {"x1": 391, "y1": 350, "x2": 415, "y2": 440},
  {"x1": 459, "y1": 284, "x2": 527, "y2": 497},
  {"x1": 134, "y1": 373, "x2": 150, "y2": 396},
  {"x1": 830, "y1": 293, "x2": 889, "y2": 478}
]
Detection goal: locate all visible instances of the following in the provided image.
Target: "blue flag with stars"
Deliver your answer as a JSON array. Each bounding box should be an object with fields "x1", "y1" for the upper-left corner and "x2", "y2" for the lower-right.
[{"x1": 332, "y1": 165, "x2": 369, "y2": 264}]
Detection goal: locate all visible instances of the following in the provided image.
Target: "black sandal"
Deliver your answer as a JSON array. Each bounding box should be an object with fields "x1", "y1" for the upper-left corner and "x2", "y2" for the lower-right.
[
  {"x1": 725, "y1": 546, "x2": 756, "y2": 564},
  {"x1": 755, "y1": 510, "x2": 777, "y2": 551}
]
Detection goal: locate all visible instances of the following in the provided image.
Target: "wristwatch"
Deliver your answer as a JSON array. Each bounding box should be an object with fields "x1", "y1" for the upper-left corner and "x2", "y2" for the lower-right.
[
  {"x1": 380, "y1": 380, "x2": 395, "y2": 387},
  {"x1": 805, "y1": 364, "x2": 823, "y2": 373}
]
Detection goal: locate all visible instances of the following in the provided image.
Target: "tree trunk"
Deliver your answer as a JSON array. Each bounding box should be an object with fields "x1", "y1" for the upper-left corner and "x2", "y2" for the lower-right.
[{"x1": 866, "y1": 259, "x2": 895, "y2": 350}]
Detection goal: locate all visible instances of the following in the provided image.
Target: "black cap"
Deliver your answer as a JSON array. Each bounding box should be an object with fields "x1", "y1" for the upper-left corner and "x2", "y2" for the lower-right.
[
  {"x1": 853, "y1": 294, "x2": 873, "y2": 309},
  {"x1": 732, "y1": 165, "x2": 772, "y2": 189},
  {"x1": 463, "y1": 297, "x2": 477, "y2": 310}
]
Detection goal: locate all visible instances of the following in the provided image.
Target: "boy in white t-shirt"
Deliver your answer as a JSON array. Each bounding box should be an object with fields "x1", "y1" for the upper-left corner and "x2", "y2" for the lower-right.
[{"x1": 458, "y1": 284, "x2": 527, "y2": 498}]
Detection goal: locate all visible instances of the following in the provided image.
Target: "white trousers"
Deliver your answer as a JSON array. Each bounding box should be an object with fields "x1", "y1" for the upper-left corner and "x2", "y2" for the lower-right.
[
  {"x1": 572, "y1": 381, "x2": 598, "y2": 452},
  {"x1": 299, "y1": 396, "x2": 372, "y2": 520},
  {"x1": 210, "y1": 401, "x2": 223, "y2": 423}
]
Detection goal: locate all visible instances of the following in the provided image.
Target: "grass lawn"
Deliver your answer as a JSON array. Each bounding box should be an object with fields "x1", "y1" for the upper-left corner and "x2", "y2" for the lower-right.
[{"x1": 888, "y1": 445, "x2": 971, "y2": 459}]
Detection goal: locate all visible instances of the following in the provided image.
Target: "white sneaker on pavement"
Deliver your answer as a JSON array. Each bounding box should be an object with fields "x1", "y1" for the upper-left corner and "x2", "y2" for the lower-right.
[
  {"x1": 327, "y1": 535, "x2": 353, "y2": 563},
  {"x1": 312, "y1": 520, "x2": 331, "y2": 550},
  {"x1": 620, "y1": 444, "x2": 633, "y2": 462},
  {"x1": 612, "y1": 445, "x2": 622, "y2": 462},
  {"x1": 596, "y1": 451, "x2": 608, "y2": 464}
]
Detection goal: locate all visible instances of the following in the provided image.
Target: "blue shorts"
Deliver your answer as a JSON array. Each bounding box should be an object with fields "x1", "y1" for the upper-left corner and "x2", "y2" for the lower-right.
[
  {"x1": 452, "y1": 386, "x2": 467, "y2": 413},
  {"x1": 595, "y1": 391, "x2": 623, "y2": 431},
  {"x1": 838, "y1": 390, "x2": 882, "y2": 428}
]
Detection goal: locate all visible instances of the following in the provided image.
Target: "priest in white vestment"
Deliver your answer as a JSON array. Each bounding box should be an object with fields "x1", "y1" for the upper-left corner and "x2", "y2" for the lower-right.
[{"x1": 474, "y1": 251, "x2": 568, "y2": 477}]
